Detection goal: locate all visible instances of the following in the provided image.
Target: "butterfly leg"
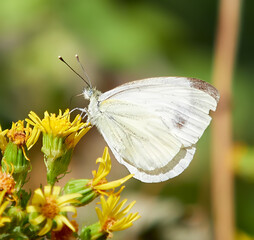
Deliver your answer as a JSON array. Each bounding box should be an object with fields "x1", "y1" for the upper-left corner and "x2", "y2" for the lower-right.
[{"x1": 69, "y1": 107, "x2": 88, "y2": 119}]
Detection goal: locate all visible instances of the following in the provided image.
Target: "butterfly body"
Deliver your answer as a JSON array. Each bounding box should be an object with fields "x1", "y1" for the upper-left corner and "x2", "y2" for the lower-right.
[{"x1": 82, "y1": 77, "x2": 219, "y2": 183}]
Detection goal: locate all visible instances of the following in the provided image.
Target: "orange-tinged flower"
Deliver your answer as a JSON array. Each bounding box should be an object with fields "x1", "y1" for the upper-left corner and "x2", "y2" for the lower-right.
[
  {"x1": 7, "y1": 120, "x2": 40, "y2": 152},
  {"x1": 0, "y1": 121, "x2": 39, "y2": 161}
]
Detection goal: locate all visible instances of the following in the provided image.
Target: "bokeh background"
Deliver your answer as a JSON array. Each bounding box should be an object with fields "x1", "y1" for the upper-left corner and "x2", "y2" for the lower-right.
[{"x1": 0, "y1": 1, "x2": 253, "y2": 239}]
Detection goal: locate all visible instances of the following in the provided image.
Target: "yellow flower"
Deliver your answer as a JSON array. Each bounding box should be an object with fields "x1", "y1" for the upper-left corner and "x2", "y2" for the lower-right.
[
  {"x1": 0, "y1": 121, "x2": 39, "y2": 158},
  {"x1": 26, "y1": 109, "x2": 91, "y2": 185},
  {"x1": 7, "y1": 120, "x2": 40, "y2": 150},
  {"x1": 90, "y1": 147, "x2": 133, "y2": 195},
  {"x1": 27, "y1": 185, "x2": 81, "y2": 236},
  {"x1": 0, "y1": 189, "x2": 11, "y2": 227},
  {"x1": 96, "y1": 195, "x2": 140, "y2": 237},
  {"x1": 26, "y1": 109, "x2": 91, "y2": 149},
  {"x1": 64, "y1": 147, "x2": 133, "y2": 206}
]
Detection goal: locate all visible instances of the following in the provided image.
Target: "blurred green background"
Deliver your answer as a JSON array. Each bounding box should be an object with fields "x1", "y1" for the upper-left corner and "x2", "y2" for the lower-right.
[{"x1": 0, "y1": 0, "x2": 253, "y2": 239}]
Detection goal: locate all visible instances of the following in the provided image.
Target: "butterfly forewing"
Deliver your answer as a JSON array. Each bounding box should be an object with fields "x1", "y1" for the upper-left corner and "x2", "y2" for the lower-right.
[{"x1": 88, "y1": 77, "x2": 219, "y2": 183}]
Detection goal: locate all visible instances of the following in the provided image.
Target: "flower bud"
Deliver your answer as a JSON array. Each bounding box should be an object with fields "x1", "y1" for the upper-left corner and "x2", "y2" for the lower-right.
[
  {"x1": 7, "y1": 206, "x2": 26, "y2": 225},
  {"x1": 64, "y1": 179, "x2": 98, "y2": 207},
  {"x1": 43, "y1": 134, "x2": 73, "y2": 186},
  {"x1": 2, "y1": 141, "x2": 30, "y2": 191},
  {"x1": 80, "y1": 222, "x2": 108, "y2": 240}
]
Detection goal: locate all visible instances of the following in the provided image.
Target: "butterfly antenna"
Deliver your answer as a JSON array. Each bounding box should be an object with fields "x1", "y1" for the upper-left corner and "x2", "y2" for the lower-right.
[
  {"x1": 58, "y1": 56, "x2": 90, "y2": 87},
  {"x1": 75, "y1": 54, "x2": 92, "y2": 88}
]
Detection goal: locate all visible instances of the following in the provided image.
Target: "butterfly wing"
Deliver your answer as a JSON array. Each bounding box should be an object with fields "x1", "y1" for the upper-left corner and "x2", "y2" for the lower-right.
[{"x1": 90, "y1": 77, "x2": 219, "y2": 182}]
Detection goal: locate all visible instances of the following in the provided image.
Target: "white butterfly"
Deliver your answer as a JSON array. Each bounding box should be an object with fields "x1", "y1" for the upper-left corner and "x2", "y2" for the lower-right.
[
  {"x1": 59, "y1": 56, "x2": 219, "y2": 183},
  {"x1": 80, "y1": 77, "x2": 219, "y2": 183}
]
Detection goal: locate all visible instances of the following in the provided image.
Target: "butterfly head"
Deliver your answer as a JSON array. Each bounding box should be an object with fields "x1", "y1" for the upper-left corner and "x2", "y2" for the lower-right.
[
  {"x1": 83, "y1": 87, "x2": 101, "y2": 100},
  {"x1": 83, "y1": 87, "x2": 93, "y2": 100}
]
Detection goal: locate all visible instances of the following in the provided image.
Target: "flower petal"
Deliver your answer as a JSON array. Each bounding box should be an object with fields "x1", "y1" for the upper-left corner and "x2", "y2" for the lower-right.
[
  {"x1": 0, "y1": 217, "x2": 11, "y2": 227},
  {"x1": 52, "y1": 186, "x2": 61, "y2": 197},
  {"x1": 96, "y1": 175, "x2": 133, "y2": 191},
  {"x1": 112, "y1": 199, "x2": 128, "y2": 216},
  {"x1": 32, "y1": 188, "x2": 45, "y2": 205},
  {"x1": 57, "y1": 193, "x2": 81, "y2": 206},
  {"x1": 0, "y1": 201, "x2": 9, "y2": 215},
  {"x1": 95, "y1": 207, "x2": 104, "y2": 224},
  {"x1": 27, "y1": 126, "x2": 41, "y2": 150},
  {"x1": 44, "y1": 186, "x2": 52, "y2": 197},
  {"x1": 26, "y1": 205, "x2": 41, "y2": 213},
  {"x1": 115, "y1": 201, "x2": 136, "y2": 219},
  {"x1": 55, "y1": 215, "x2": 75, "y2": 232},
  {"x1": 30, "y1": 214, "x2": 46, "y2": 226},
  {"x1": 59, "y1": 206, "x2": 77, "y2": 217},
  {"x1": 53, "y1": 215, "x2": 64, "y2": 232},
  {"x1": 38, "y1": 218, "x2": 52, "y2": 236}
]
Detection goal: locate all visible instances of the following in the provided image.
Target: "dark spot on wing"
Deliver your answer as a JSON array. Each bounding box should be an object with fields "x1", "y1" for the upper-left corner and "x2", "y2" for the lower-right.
[
  {"x1": 188, "y1": 78, "x2": 220, "y2": 103},
  {"x1": 174, "y1": 115, "x2": 186, "y2": 129}
]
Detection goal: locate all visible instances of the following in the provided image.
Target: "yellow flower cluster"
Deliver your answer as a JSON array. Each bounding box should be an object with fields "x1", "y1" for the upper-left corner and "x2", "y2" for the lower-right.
[
  {"x1": 0, "y1": 109, "x2": 140, "y2": 239},
  {"x1": 90, "y1": 148, "x2": 139, "y2": 237},
  {"x1": 26, "y1": 109, "x2": 91, "y2": 150}
]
